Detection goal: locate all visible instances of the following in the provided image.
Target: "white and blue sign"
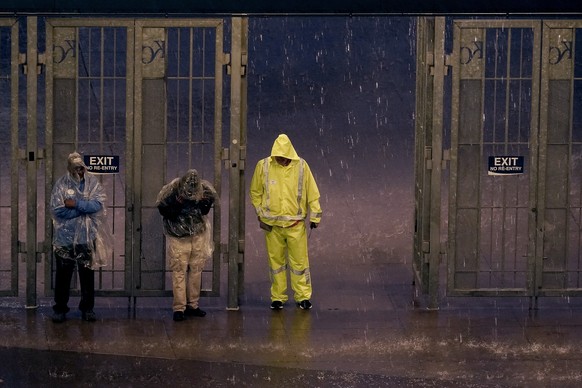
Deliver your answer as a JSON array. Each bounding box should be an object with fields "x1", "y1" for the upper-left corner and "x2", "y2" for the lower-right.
[
  {"x1": 488, "y1": 156, "x2": 524, "y2": 176},
  {"x1": 83, "y1": 155, "x2": 120, "y2": 174}
]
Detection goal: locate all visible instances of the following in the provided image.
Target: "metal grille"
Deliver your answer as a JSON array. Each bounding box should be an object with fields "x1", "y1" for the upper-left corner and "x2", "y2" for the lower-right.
[
  {"x1": 134, "y1": 20, "x2": 224, "y2": 297},
  {"x1": 45, "y1": 20, "x2": 133, "y2": 295},
  {"x1": 449, "y1": 21, "x2": 541, "y2": 295},
  {"x1": 44, "y1": 19, "x2": 225, "y2": 298},
  {"x1": 538, "y1": 23, "x2": 582, "y2": 294}
]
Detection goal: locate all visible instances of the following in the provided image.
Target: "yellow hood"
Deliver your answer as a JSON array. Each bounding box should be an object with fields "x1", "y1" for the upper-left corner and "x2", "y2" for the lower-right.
[{"x1": 270, "y1": 134, "x2": 300, "y2": 160}]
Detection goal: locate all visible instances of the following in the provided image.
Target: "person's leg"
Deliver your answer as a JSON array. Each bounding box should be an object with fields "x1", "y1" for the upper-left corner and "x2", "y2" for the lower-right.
[
  {"x1": 76, "y1": 245, "x2": 95, "y2": 314},
  {"x1": 286, "y1": 223, "x2": 312, "y2": 304},
  {"x1": 265, "y1": 226, "x2": 289, "y2": 303},
  {"x1": 186, "y1": 234, "x2": 207, "y2": 310},
  {"x1": 53, "y1": 248, "x2": 76, "y2": 314},
  {"x1": 167, "y1": 236, "x2": 191, "y2": 313}
]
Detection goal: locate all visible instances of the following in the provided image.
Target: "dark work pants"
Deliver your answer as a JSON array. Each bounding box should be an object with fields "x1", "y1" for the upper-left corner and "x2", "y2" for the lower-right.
[{"x1": 53, "y1": 245, "x2": 95, "y2": 314}]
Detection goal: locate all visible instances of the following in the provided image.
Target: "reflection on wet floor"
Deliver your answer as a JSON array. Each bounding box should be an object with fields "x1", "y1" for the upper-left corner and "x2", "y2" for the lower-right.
[{"x1": 2, "y1": 264, "x2": 582, "y2": 386}]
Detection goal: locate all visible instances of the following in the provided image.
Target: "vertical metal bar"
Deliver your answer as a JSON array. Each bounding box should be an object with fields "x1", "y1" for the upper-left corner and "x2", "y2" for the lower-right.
[
  {"x1": 427, "y1": 16, "x2": 446, "y2": 309},
  {"x1": 10, "y1": 19, "x2": 19, "y2": 296},
  {"x1": 237, "y1": 17, "x2": 248, "y2": 298},
  {"x1": 413, "y1": 16, "x2": 432, "y2": 296},
  {"x1": 532, "y1": 22, "x2": 545, "y2": 297},
  {"x1": 188, "y1": 28, "x2": 193, "y2": 166},
  {"x1": 212, "y1": 22, "x2": 224, "y2": 297},
  {"x1": 131, "y1": 22, "x2": 142, "y2": 296},
  {"x1": 228, "y1": 17, "x2": 244, "y2": 310},
  {"x1": 25, "y1": 16, "x2": 38, "y2": 308},
  {"x1": 43, "y1": 19, "x2": 53, "y2": 296}
]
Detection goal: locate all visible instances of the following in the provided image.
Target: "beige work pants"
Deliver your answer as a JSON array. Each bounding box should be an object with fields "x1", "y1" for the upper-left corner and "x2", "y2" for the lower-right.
[{"x1": 167, "y1": 234, "x2": 209, "y2": 312}]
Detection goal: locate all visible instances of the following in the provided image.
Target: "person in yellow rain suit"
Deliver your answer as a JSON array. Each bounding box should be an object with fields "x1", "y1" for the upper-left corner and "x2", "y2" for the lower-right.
[{"x1": 250, "y1": 134, "x2": 322, "y2": 310}]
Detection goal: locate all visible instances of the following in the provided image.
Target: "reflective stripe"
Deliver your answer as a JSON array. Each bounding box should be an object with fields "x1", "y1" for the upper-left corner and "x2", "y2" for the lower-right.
[
  {"x1": 290, "y1": 267, "x2": 311, "y2": 284},
  {"x1": 312, "y1": 212, "x2": 323, "y2": 218},
  {"x1": 270, "y1": 263, "x2": 288, "y2": 275},
  {"x1": 262, "y1": 214, "x2": 304, "y2": 222},
  {"x1": 296, "y1": 159, "x2": 304, "y2": 216},
  {"x1": 262, "y1": 157, "x2": 271, "y2": 216}
]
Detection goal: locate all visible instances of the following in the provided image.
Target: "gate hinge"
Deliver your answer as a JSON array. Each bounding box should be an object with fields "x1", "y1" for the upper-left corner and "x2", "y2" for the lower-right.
[
  {"x1": 225, "y1": 52, "x2": 248, "y2": 76},
  {"x1": 422, "y1": 241, "x2": 430, "y2": 254},
  {"x1": 19, "y1": 53, "x2": 45, "y2": 75},
  {"x1": 221, "y1": 243, "x2": 229, "y2": 263},
  {"x1": 428, "y1": 53, "x2": 451, "y2": 76},
  {"x1": 37, "y1": 241, "x2": 46, "y2": 263},
  {"x1": 18, "y1": 148, "x2": 45, "y2": 161},
  {"x1": 222, "y1": 146, "x2": 246, "y2": 170},
  {"x1": 17, "y1": 241, "x2": 46, "y2": 263},
  {"x1": 424, "y1": 146, "x2": 432, "y2": 170},
  {"x1": 238, "y1": 239, "x2": 245, "y2": 254},
  {"x1": 222, "y1": 53, "x2": 230, "y2": 66},
  {"x1": 442, "y1": 149, "x2": 451, "y2": 170},
  {"x1": 37, "y1": 53, "x2": 46, "y2": 75},
  {"x1": 222, "y1": 148, "x2": 231, "y2": 169},
  {"x1": 18, "y1": 240, "x2": 26, "y2": 256}
]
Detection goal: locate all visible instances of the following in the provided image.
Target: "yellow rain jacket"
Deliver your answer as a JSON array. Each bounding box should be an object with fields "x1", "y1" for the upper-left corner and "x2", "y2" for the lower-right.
[{"x1": 250, "y1": 134, "x2": 322, "y2": 227}]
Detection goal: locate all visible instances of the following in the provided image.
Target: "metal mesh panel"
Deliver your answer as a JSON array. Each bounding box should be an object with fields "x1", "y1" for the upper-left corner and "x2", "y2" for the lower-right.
[
  {"x1": 47, "y1": 22, "x2": 131, "y2": 295},
  {"x1": 539, "y1": 25, "x2": 582, "y2": 293},
  {"x1": 137, "y1": 22, "x2": 223, "y2": 296},
  {"x1": 449, "y1": 23, "x2": 538, "y2": 295}
]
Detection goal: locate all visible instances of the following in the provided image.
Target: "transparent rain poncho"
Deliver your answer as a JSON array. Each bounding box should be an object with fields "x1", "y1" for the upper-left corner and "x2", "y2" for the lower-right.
[
  {"x1": 156, "y1": 169, "x2": 217, "y2": 258},
  {"x1": 50, "y1": 159, "x2": 112, "y2": 270}
]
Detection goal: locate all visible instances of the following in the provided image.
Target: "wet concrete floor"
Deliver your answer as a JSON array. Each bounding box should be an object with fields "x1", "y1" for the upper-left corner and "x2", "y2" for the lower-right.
[{"x1": 2, "y1": 263, "x2": 582, "y2": 387}]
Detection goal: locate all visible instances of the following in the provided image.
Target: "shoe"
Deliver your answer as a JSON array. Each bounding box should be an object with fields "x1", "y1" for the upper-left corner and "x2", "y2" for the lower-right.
[
  {"x1": 270, "y1": 301, "x2": 284, "y2": 310},
  {"x1": 173, "y1": 311, "x2": 185, "y2": 321},
  {"x1": 298, "y1": 300, "x2": 312, "y2": 310},
  {"x1": 82, "y1": 310, "x2": 97, "y2": 322},
  {"x1": 52, "y1": 312, "x2": 66, "y2": 323},
  {"x1": 185, "y1": 306, "x2": 206, "y2": 317}
]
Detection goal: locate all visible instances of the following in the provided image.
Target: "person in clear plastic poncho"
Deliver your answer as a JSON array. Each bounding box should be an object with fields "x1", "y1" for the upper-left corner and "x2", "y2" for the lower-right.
[
  {"x1": 50, "y1": 152, "x2": 112, "y2": 323},
  {"x1": 250, "y1": 134, "x2": 322, "y2": 311},
  {"x1": 156, "y1": 169, "x2": 217, "y2": 322}
]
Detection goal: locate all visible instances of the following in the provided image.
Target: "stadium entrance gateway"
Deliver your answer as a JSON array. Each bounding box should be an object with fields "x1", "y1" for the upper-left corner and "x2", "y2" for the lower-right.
[
  {"x1": 0, "y1": 16, "x2": 580, "y2": 310},
  {"x1": 0, "y1": 17, "x2": 248, "y2": 310},
  {"x1": 414, "y1": 19, "x2": 582, "y2": 308}
]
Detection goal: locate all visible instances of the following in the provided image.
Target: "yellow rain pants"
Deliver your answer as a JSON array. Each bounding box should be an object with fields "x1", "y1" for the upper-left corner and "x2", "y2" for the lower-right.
[{"x1": 265, "y1": 222, "x2": 311, "y2": 303}]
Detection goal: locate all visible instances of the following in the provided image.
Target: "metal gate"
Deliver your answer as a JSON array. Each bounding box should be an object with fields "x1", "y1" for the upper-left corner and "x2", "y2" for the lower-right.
[
  {"x1": 36, "y1": 17, "x2": 245, "y2": 305},
  {"x1": 537, "y1": 21, "x2": 582, "y2": 297},
  {"x1": 448, "y1": 20, "x2": 582, "y2": 300},
  {"x1": 0, "y1": 15, "x2": 245, "y2": 309}
]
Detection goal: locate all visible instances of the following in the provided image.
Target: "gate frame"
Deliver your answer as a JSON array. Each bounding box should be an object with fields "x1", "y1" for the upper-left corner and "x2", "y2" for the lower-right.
[
  {"x1": 36, "y1": 16, "x2": 248, "y2": 308},
  {"x1": 413, "y1": 16, "x2": 447, "y2": 309},
  {"x1": 447, "y1": 19, "x2": 542, "y2": 298}
]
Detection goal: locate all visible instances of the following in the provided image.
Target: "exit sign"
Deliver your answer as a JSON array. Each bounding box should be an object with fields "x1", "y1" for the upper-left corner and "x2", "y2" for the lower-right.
[
  {"x1": 488, "y1": 156, "x2": 524, "y2": 176},
  {"x1": 83, "y1": 155, "x2": 120, "y2": 174}
]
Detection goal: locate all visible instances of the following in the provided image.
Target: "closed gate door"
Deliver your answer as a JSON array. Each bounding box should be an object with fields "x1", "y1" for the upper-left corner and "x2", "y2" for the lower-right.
[
  {"x1": 44, "y1": 18, "x2": 226, "y2": 298},
  {"x1": 448, "y1": 21, "x2": 541, "y2": 296},
  {"x1": 0, "y1": 19, "x2": 18, "y2": 297},
  {"x1": 537, "y1": 22, "x2": 582, "y2": 296},
  {"x1": 133, "y1": 20, "x2": 224, "y2": 297},
  {"x1": 449, "y1": 20, "x2": 582, "y2": 299},
  {"x1": 45, "y1": 19, "x2": 134, "y2": 296}
]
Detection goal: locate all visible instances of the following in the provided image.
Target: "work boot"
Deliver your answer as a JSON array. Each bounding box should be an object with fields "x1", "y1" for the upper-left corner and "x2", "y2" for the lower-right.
[
  {"x1": 82, "y1": 310, "x2": 97, "y2": 322},
  {"x1": 52, "y1": 312, "x2": 66, "y2": 323},
  {"x1": 297, "y1": 300, "x2": 312, "y2": 310},
  {"x1": 184, "y1": 306, "x2": 206, "y2": 317},
  {"x1": 270, "y1": 301, "x2": 284, "y2": 310},
  {"x1": 173, "y1": 311, "x2": 185, "y2": 322}
]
